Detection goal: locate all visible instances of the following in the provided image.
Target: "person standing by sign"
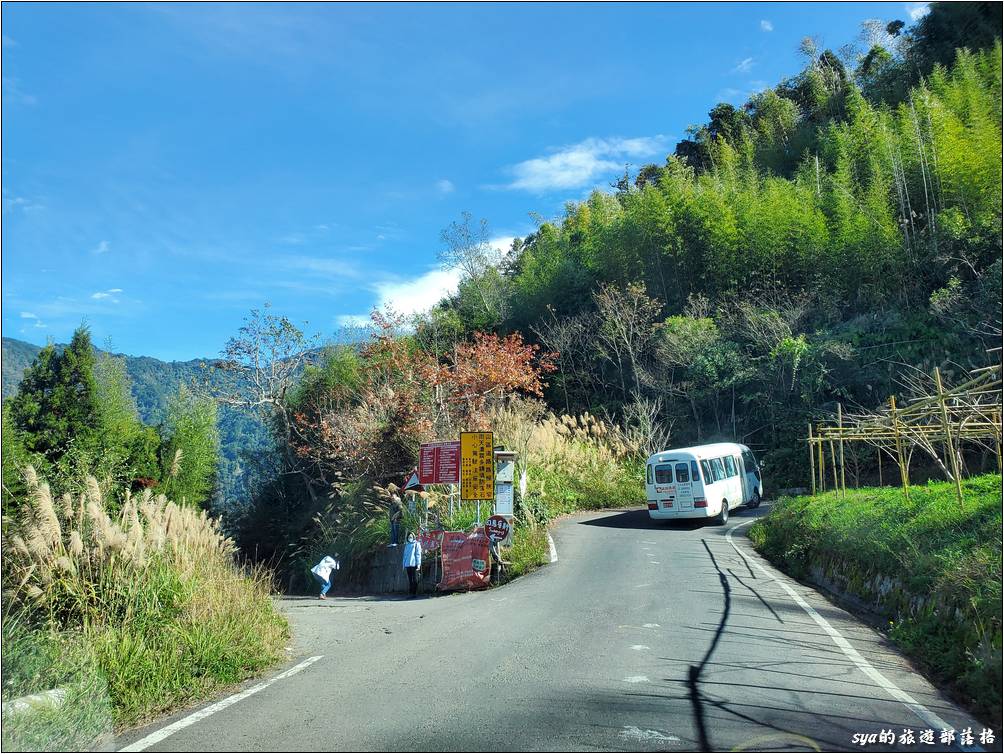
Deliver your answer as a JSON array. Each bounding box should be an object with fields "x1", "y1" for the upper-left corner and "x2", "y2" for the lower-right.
[
  {"x1": 310, "y1": 554, "x2": 339, "y2": 600},
  {"x1": 402, "y1": 532, "x2": 422, "y2": 598}
]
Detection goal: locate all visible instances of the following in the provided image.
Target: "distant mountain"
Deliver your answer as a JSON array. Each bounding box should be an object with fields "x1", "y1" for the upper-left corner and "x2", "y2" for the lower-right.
[{"x1": 2, "y1": 336, "x2": 273, "y2": 510}]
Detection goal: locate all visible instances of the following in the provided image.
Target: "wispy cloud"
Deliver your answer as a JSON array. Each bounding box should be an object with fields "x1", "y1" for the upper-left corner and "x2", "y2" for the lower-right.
[
  {"x1": 93, "y1": 240, "x2": 110, "y2": 255},
  {"x1": 2, "y1": 194, "x2": 45, "y2": 214},
  {"x1": 906, "y1": 2, "x2": 930, "y2": 21},
  {"x1": 435, "y1": 179, "x2": 455, "y2": 195},
  {"x1": 1, "y1": 77, "x2": 37, "y2": 107},
  {"x1": 91, "y1": 288, "x2": 123, "y2": 301},
  {"x1": 336, "y1": 314, "x2": 372, "y2": 328},
  {"x1": 503, "y1": 136, "x2": 669, "y2": 193},
  {"x1": 760, "y1": 20, "x2": 773, "y2": 32},
  {"x1": 19, "y1": 311, "x2": 37, "y2": 319},
  {"x1": 732, "y1": 57, "x2": 755, "y2": 74}
]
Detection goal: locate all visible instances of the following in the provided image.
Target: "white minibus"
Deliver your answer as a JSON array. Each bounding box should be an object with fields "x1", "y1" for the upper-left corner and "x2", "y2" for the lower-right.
[{"x1": 644, "y1": 442, "x2": 762, "y2": 525}]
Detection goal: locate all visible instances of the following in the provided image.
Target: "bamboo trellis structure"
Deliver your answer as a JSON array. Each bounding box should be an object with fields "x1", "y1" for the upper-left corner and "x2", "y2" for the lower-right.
[{"x1": 807, "y1": 359, "x2": 1002, "y2": 507}]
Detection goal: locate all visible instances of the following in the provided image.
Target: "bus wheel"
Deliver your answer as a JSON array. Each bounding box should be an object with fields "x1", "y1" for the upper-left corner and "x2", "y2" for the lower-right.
[
  {"x1": 749, "y1": 489, "x2": 761, "y2": 509},
  {"x1": 715, "y1": 500, "x2": 729, "y2": 525}
]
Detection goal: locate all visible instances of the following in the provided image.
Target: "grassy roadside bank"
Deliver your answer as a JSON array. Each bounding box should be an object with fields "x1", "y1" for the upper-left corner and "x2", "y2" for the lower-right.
[
  {"x1": 1, "y1": 472, "x2": 289, "y2": 751},
  {"x1": 748, "y1": 474, "x2": 1002, "y2": 723}
]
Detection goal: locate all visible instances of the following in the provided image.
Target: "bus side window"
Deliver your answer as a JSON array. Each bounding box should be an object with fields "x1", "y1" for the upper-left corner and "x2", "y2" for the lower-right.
[
  {"x1": 646, "y1": 465, "x2": 653, "y2": 484},
  {"x1": 700, "y1": 460, "x2": 712, "y2": 482},
  {"x1": 711, "y1": 458, "x2": 726, "y2": 482},
  {"x1": 724, "y1": 456, "x2": 737, "y2": 477},
  {"x1": 742, "y1": 450, "x2": 761, "y2": 480}
]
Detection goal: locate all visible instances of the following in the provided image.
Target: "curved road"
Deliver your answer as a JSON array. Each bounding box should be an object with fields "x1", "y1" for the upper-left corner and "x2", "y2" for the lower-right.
[{"x1": 115, "y1": 505, "x2": 985, "y2": 752}]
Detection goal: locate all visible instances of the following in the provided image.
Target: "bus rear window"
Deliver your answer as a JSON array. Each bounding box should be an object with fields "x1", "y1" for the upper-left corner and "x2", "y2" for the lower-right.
[
  {"x1": 654, "y1": 464, "x2": 674, "y2": 484},
  {"x1": 675, "y1": 463, "x2": 689, "y2": 483}
]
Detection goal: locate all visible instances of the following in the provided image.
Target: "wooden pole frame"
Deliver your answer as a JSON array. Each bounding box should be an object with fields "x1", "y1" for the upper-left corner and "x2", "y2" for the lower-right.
[
  {"x1": 837, "y1": 403, "x2": 847, "y2": 496},
  {"x1": 934, "y1": 367, "x2": 965, "y2": 508},
  {"x1": 808, "y1": 423, "x2": 816, "y2": 496},
  {"x1": 890, "y1": 395, "x2": 910, "y2": 501}
]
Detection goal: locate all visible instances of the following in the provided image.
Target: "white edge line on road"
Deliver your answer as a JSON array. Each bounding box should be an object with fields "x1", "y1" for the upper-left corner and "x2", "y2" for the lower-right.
[
  {"x1": 118, "y1": 655, "x2": 324, "y2": 752},
  {"x1": 726, "y1": 520, "x2": 982, "y2": 754},
  {"x1": 547, "y1": 532, "x2": 558, "y2": 563}
]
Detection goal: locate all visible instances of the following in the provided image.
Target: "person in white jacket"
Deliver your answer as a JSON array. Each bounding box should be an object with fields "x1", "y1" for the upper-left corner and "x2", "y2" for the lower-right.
[
  {"x1": 401, "y1": 533, "x2": 422, "y2": 598},
  {"x1": 310, "y1": 555, "x2": 339, "y2": 600}
]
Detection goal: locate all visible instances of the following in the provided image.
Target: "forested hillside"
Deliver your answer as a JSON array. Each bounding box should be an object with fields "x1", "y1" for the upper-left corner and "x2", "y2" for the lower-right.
[{"x1": 429, "y1": 7, "x2": 1002, "y2": 484}]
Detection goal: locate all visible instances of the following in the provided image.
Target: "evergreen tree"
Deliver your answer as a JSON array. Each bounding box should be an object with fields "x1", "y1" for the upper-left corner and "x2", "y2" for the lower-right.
[{"x1": 9, "y1": 326, "x2": 100, "y2": 462}]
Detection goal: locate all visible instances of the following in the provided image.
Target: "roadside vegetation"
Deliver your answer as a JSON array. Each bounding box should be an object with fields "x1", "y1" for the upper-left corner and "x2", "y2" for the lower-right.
[
  {"x1": 1, "y1": 326, "x2": 287, "y2": 751},
  {"x1": 1, "y1": 470, "x2": 288, "y2": 751},
  {"x1": 749, "y1": 474, "x2": 1002, "y2": 722}
]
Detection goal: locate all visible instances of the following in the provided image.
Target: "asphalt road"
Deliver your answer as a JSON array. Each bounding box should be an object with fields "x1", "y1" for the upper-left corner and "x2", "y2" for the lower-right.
[{"x1": 114, "y1": 504, "x2": 987, "y2": 752}]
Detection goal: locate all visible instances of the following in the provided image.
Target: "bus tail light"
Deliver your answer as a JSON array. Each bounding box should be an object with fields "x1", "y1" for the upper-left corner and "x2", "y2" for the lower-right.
[
  {"x1": 647, "y1": 501, "x2": 658, "y2": 510},
  {"x1": 694, "y1": 498, "x2": 707, "y2": 508}
]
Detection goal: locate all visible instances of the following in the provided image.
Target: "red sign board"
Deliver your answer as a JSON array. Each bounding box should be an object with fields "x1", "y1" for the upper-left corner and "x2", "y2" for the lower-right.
[
  {"x1": 438, "y1": 530, "x2": 490, "y2": 591},
  {"x1": 484, "y1": 515, "x2": 511, "y2": 542},
  {"x1": 419, "y1": 441, "x2": 461, "y2": 485}
]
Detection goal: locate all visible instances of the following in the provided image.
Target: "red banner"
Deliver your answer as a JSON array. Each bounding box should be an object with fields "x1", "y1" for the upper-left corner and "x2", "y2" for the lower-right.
[
  {"x1": 438, "y1": 529, "x2": 491, "y2": 591},
  {"x1": 418, "y1": 529, "x2": 443, "y2": 552}
]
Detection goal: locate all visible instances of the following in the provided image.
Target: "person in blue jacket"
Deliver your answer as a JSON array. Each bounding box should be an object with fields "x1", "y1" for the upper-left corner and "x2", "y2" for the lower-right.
[{"x1": 402, "y1": 532, "x2": 422, "y2": 598}]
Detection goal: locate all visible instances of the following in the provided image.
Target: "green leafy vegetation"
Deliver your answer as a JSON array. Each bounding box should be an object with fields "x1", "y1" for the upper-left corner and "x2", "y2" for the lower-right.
[
  {"x1": 749, "y1": 475, "x2": 1002, "y2": 722},
  {"x1": 1, "y1": 471, "x2": 288, "y2": 749}
]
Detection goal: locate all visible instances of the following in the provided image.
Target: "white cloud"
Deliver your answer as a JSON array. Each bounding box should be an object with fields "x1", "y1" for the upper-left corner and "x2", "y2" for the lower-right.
[
  {"x1": 760, "y1": 20, "x2": 773, "y2": 32},
  {"x1": 93, "y1": 240, "x2": 110, "y2": 254},
  {"x1": 489, "y1": 236, "x2": 516, "y2": 256},
  {"x1": 336, "y1": 314, "x2": 372, "y2": 328},
  {"x1": 732, "y1": 57, "x2": 755, "y2": 74},
  {"x1": 436, "y1": 179, "x2": 455, "y2": 195},
  {"x1": 373, "y1": 268, "x2": 462, "y2": 317},
  {"x1": 19, "y1": 311, "x2": 37, "y2": 319},
  {"x1": 504, "y1": 135, "x2": 669, "y2": 192},
  {"x1": 90, "y1": 288, "x2": 123, "y2": 301},
  {"x1": 907, "y1": 3, "x2": 930, "y2": 21}
]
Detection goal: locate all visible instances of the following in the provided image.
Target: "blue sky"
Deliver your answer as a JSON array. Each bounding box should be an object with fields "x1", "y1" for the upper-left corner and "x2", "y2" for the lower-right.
[{"x1": 2, "y1": 2, "x2": 929, "y2": 361}]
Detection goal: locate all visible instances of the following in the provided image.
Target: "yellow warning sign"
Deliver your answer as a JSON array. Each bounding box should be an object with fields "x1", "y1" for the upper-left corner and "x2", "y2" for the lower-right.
[{"x1": 460, "y1": 431, "x2": 494, "y2": 501}]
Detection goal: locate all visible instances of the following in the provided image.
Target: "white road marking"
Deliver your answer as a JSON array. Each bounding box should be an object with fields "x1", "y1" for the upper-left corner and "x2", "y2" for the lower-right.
[
  {"x1": 642, "y1": 623, "x2": 660, "y2": 628},
  {"x1": 118, "y1": 656, "x2": 324, "y2": 752},
  {"x1": 633, "y1": 583, "x2": 652, "y2": 588},
  {"x1": 623, "y1": 675, "x2": 650, "y2": 683},
  {"x1": 620, "y1": 725, "x2": 681, "y2": 743},
  {"x1": 649, "y1": 561, "x2": 661, "y2": 564},
  {"x1": 726, "y1": 521, "x2": 982, "y2": 753},
  {"x1": 547, "y1": 532, "x2": 558, "y2": 563},
  {"x1": 630, "y1": 645, "x2": 650, "y2": 651}
]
